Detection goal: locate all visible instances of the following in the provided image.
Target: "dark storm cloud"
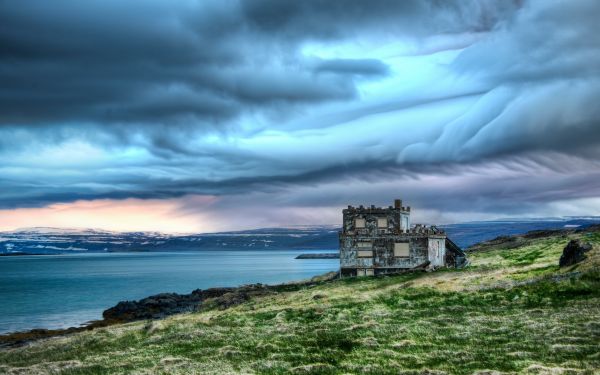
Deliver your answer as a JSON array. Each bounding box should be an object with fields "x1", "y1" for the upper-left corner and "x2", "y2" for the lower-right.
[
  {"x1": 170, "y1": 155, "x2": 600, "y2": 226},
  {"x1": 0, "y1": 0, "x2": 518, "y2": 127},
  {"x1": 1, "y1": 0, "x2": 600, "y2": 222},
  {"x1": 312, "y1": 59, "x2": 390, "y2": 76},
  {"x1": 240, "y1": 0, "x2": 520, "y2": 40},
  {"x1": 0, "y1": 1, "x2": 338, "y2": 127}
]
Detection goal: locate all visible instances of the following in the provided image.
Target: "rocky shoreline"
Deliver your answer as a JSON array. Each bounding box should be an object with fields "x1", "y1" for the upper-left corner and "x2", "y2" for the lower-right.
[
  {"x1": 103, "y1": 284, "x2": 275, "y2": 322},
  {"x1": 0, "y1": 271, "x2": 339, "y2": 348}
]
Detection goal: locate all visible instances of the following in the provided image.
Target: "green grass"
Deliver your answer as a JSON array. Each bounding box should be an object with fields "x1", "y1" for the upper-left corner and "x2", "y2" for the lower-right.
[{"x1": 1, "y1": 231, "x2": 600, "y2": 374}]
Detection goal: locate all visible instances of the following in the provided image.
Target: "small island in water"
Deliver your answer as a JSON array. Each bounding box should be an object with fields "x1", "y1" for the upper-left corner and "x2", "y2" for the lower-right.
[{"x1": 295, "y1": 253, "x2": 339, "y2": 259}]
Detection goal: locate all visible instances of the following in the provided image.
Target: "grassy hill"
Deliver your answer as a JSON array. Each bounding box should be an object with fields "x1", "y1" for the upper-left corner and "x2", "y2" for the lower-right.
[{"x1": 1, "y1": 228, "x2": 599, "y2": 374}]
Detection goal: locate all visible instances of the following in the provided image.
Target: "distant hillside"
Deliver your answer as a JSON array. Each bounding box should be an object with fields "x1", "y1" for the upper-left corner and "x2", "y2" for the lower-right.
[
  {"x1": 2, "y1": 218, "x2": 600, "y2": 255},
  {"x1": 0, "y1": 226, "x2": 340, "y2": 255}
]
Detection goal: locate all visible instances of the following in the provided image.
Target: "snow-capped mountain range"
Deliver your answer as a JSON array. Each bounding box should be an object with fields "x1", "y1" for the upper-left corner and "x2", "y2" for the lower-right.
[
  {"x1": 0, "y1": 225, "x2": 340, "y2": 255},
  {"x1": 1, "y1": 217, "x2": 600, "y2": 255}
]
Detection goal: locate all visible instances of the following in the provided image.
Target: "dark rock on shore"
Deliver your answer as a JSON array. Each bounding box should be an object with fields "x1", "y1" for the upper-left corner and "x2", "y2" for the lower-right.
[
  {"x1": 103, "y1": 291, "x2": 203, "y2": 321},
  {"x1": 102, "y1": 271, "x2": 340, "y2": 323},
  {"x1": 103, "y1": 285, "x2": 272, "y2": 322},
  {"x1": 0, "y1": 322, "x2": 110, "y2": 349},
  {"x1": 559, "y1": 239, "x2": 592, "y2": 267}
]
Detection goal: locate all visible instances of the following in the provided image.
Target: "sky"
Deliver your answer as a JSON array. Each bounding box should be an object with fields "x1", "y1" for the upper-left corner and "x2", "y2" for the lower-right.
[{"x1": 1, "y1": 0, "x2": 599, "y2": 233}]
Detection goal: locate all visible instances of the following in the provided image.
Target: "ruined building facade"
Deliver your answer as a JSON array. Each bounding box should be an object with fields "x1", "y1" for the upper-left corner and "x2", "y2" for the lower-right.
[{"x1": 339, "y1": 199, "x2": 467, "y2": 277}]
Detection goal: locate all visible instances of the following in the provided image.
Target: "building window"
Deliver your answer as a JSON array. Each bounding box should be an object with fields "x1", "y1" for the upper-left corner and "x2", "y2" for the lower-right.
[
  {"x1": 354, "y1": 218, "x2": 366, "y2": 228},
  {"x1": 394, "y1": 242, "x2": 410, "y2": 257},
  {"x1": 357, "y1": 240, "x2": 372, "y2": 258},
  {"x1": 401, "y1": 215, "x2": 410, "y2": 231},
  {"x1": 377, "y1": 218, "x2": 388, "y2": 228}
]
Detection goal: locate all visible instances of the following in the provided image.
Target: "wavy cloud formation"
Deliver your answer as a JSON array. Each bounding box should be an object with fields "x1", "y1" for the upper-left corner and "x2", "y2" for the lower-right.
[{"x1": 0, "y1": 0, "x2": 599, "y2": 230}]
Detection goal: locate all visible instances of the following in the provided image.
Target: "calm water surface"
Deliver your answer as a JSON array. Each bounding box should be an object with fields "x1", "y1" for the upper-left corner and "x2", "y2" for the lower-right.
[{"x1": 0, "y1": 250, "x2": 338, "y2": 334}]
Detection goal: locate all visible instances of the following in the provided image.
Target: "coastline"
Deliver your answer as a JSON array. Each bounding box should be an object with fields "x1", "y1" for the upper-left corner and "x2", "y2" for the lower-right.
[
  {"x1": 0, "y1": 271, "x2": 340, "y2": 348},
  {"x1": 0, "y1": 252, "x2": 47, "y2": 257},
  {"x1": 2, "y1": 225, "x2": 597, "y2": 349}
]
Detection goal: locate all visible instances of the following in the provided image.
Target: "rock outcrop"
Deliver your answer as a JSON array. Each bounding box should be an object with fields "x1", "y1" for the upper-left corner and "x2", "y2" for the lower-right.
[
  {"x1": 102, "y1": 271, "x2": 340, "y2": 323},
  {"x1": 102, "y1": 285, "x2": 271, "y2": 322},
  {"x1": 559, "y1": 239, "x2": 592, "y2": 267}
]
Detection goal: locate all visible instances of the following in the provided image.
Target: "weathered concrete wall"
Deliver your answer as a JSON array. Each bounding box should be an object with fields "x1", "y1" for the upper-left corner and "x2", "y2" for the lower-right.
[
  {"x1": 340, "y1": 234, "x2": 429, "y2": 271},
  {"x1": 342, "y1": 202, "x2": 411, "y2": 237},
  {"x1": 339, "y1": 200, "x2": 453, "y2": 276},
  {"x1": 428, "y1": 237, "x2": 446, "y2": 267}
]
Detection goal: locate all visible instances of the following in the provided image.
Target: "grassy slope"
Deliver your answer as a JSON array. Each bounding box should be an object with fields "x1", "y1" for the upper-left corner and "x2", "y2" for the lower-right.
[{"x1": 1, "y1": 230, "x2": 599, "y2": 374}]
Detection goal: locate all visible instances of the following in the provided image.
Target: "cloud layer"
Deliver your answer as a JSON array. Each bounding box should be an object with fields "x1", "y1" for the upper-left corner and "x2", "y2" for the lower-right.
[{"x1": 1, "y1": 0, "x2": 599, "y2": 231}]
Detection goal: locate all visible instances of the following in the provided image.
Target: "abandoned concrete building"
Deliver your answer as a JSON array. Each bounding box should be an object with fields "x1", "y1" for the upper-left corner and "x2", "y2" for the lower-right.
[{"x1": 339, "y1": 199, "x2": 468, "y2": 277}]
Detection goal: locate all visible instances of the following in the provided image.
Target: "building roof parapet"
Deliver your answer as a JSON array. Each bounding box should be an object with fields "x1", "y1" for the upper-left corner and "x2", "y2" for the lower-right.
[
  {"x1": 407, "y1": 224, "x2": 445, "y2": 235},
  {"x1": 339, "y1": 232, "x2": 447, "y2": 240},
  {"x1": 344, "y1": 202, "x2": 411, "y2": 213}
]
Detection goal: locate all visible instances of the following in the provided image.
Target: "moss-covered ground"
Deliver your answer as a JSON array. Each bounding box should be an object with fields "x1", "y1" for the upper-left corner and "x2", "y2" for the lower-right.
[{"x1": 1, "y1": 229, "x2": 599, "y2": 374}]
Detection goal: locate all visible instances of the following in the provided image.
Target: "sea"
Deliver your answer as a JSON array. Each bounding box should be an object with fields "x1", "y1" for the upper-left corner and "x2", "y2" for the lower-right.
[
  {"x1": 0, "y1": 250, "x2": 337, "y2": 334},
  {"x1": 1, "y1": 217, "x2": 599, "y2": 334}
]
